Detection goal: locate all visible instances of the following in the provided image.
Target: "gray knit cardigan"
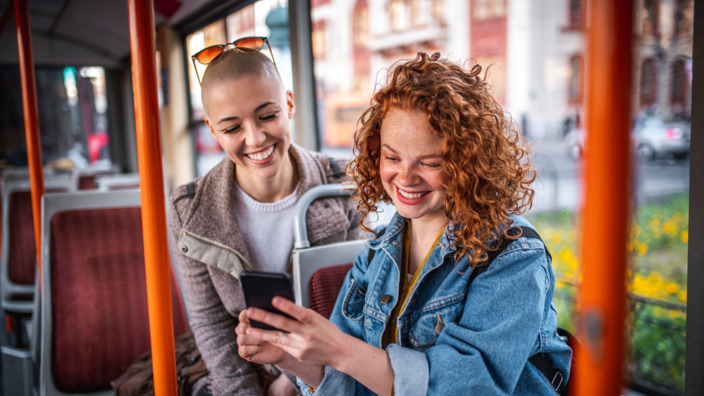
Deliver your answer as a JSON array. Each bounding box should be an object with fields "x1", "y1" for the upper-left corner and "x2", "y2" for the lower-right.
[{"x1": 168, "y1": 144, "x2": 364, "y2": 395}]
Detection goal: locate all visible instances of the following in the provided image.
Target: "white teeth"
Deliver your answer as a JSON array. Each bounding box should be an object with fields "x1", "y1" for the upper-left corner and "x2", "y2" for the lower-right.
[
  {"x1": 398, "y1": 189, "x2": 426, "y2": 199},
  {"x1": 246, "y1": 145, "x2": 275, "y2": 161}
]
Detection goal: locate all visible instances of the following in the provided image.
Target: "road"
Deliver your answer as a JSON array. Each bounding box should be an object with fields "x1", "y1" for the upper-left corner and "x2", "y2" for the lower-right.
[{"x1": 529, "y1": 139, "x2": 690, "y2": 214}]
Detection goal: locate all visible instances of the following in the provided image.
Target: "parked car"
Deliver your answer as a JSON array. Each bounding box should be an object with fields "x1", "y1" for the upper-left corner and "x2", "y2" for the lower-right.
[
  {"x1": 564, "y1": 115, "x2": 690, "y2": 161},
  {"x1": 633, "y1": 115, "x2": 690, "y2": 161}
]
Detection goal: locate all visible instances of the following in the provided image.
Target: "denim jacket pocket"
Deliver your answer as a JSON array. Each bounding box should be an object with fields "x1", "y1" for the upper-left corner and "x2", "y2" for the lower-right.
[
  {"x1": 342, "y1": 278, "x2": 367, "y2": 321},
  {"x1": 408, "y1": 300, "x2": 463, "y2": 351}
]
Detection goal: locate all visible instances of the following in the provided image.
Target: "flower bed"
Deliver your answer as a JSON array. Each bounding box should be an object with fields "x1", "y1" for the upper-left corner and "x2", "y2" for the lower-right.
[{"x1": 526, "y1": 193, "x2": 688, "y2": 393}]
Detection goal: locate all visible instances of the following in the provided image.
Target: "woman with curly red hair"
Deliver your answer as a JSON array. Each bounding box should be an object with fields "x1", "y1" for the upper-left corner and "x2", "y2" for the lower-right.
[{"x1": 236, "y1": 52, "x2": 572, "y2": 395}]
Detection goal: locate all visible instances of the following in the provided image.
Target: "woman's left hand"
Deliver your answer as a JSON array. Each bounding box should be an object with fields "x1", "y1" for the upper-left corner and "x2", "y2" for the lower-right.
[{"x1": 244, "y1": 297, "x2": 350, "y2": 369}]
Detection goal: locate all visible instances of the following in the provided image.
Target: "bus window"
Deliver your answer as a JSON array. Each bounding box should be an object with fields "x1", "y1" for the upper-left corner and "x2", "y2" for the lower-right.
[
  {"x1": 309, "y1": 1, "x2": 692, "y2": 394},
  {"x1": 0, "y1": 65, "x2": 111, "y2": 170},
  {"x1": 185, "y1": 1, "x2": 293, "y2": 177}
]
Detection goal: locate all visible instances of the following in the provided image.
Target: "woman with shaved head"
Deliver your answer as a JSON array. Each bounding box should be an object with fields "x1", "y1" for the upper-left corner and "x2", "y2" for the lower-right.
[{"x1": 169, "y1": 38, "x2": 363, "y2": 396}]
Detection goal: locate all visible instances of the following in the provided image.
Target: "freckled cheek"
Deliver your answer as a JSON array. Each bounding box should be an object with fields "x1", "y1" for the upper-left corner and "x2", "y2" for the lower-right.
[
  {"x1": 378, "y1": 164, "x2": 395, "y2": 194},
  {"x1": 429, "y1": 172, "x2": 447, "y2": 193}
]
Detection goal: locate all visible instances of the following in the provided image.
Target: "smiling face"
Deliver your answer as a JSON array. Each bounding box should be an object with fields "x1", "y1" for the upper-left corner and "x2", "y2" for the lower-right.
[
  {"x1": 203, "y1": 69, "x2": 295, "y2": 195},
  {"x1": 379, "y1": 107, "x2": 448, "y2": 227}
]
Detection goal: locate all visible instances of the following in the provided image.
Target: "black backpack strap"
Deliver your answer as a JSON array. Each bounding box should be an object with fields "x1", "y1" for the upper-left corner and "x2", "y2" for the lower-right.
[
  {"x1": 529, "y1": 353, "x2": 567, "y2": 395},
  {"x1": 329, "y1": 157, "x2": 342, "y2": 178},
  {"x1": 468, "y1": 226, "x2": 551, "y2": 284},
  {"x1": 186, "y1": 181, "x2": 195, "y2": 198},
  {"x1": 467, "y1": 226, "x2": 565, "y2": 395}
]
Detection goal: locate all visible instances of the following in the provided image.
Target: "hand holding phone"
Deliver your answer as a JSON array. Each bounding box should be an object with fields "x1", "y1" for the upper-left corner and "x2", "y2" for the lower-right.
[{"x1": 240, "y1": 271, "x2": 295, "y2": 331}]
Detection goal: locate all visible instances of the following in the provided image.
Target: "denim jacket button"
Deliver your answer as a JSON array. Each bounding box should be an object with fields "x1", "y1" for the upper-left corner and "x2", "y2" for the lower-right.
[
  {"x1": 380, "y1": 294, "x2": 392, "y2": 303},
  {"x1": 392, "y1": 241, "x2": 398, "y2": 245}
]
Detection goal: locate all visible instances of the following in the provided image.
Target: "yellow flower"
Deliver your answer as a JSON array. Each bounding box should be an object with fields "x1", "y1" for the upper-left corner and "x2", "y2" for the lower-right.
[
  {"x1": 637, "y1": 242, "x2": 648, "y2": 256},
  {"x1": 681, "y1": 230, "x2": 689, "y2": 243},
  {"x1": 679, "y1": 290, "x2": 687, "y2": 303},
  {"x1": 558, "y1": 248, "x2": 578, "y2": 277},
  {"x1": 663, "y1": 221, "x2": 678, "y2": 237},
  {"x1": 665, "y1": 282, "x2": 680, "y2": 295}
]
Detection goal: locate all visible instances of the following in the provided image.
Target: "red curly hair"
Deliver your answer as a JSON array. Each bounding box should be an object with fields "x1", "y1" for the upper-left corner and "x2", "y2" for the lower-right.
[{"x1": 347, "y1": 52, "x2": 536, "y2": 267}]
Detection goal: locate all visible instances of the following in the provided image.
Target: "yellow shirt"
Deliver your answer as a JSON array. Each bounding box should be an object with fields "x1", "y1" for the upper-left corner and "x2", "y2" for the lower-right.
[{"x1": 382, "y1": 221, "x2": 446, "y2": 348}]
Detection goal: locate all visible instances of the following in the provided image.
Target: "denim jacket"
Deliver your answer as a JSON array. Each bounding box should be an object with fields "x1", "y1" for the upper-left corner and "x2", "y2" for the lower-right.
[{"x1": 298, "y1": 213, "x2": 572, "y2": 396}]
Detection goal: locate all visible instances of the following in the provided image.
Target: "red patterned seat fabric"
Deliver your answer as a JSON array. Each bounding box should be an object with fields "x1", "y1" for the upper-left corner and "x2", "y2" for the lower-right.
[
  {"x1": 309, "y1": 263, "x2": 353, "y2": 319},
  {"x1": 49, "y1": 206, "x2": 188, "y2": 392}
]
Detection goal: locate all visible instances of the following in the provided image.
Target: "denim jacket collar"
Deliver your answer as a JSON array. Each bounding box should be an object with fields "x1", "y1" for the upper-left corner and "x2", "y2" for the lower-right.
[{"x1": 369, "y1": 212, "x2": 467, "y2": 273}]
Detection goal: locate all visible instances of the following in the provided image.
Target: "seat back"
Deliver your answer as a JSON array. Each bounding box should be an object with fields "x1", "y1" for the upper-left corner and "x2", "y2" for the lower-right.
[
  {"x1": 291, "y1": 184, "x2": 365, "y2": 316},
  {"x1": 309, "y1": 263, "x2": 353, "y2": 318},
  {"x1": 39, "y1": 190, "x2": 189, "y2": 395},
  {"x1": 1, "y1": 177, "x2": 75, "y2": 313},
  {"x1": 73, "y1": 165, "x2": 119, "y2": 190},
  {"x1": 95, "y1": 173, "x2": 140, "y2": 191}
]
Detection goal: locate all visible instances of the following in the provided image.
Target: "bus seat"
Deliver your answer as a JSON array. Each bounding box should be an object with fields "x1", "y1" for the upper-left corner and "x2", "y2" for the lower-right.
[
  {"x1": 37, "y1": 190, "x2": 189, "y2": 396},
  {"x1": 291, "y1": 184, "x2": 365, "y2": 315},
  {"x1": 309, "y1": 263, "x2": 354, "y2": 318},
  {"x1": 1, "y1": 177, "x2": 75, "y2": 315},
  {"x1": 73, "y1": 164, "x2": 119, "y2": 190},
  {"x1": 95, "y1": 173, "x2": 140, "y2": 191}
]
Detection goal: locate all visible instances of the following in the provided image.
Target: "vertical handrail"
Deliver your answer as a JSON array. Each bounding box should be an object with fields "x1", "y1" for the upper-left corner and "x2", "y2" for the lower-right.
[
  {"x1": 576, "y1": 0, "x2": 634, "y2": 395},
  {"x1": 127, "y1": 0, "x2": 178, "y2": 394},
  {"x1": 14, "y1": 0, "x2": 45, "y2": 278}
]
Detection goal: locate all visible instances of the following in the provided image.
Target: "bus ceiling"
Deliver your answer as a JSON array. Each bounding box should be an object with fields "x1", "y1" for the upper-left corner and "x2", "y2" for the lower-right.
[{"x1": 0, "y1": 0, "x2": 257, "y2": 67}]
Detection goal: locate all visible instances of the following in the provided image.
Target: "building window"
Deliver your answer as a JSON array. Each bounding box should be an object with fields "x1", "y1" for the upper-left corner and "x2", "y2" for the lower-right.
[
  {"x1": 432, "y1": 0, "x2": 444, "y2": 21},
  {"x1": 640, "y1": 58, "x2": 658, "y2": 109},
  {"x1": 312, "y1": 20, "x2": 326, "y2": 59},
  {"x1": 642, "y1": 0, "x2": 660, "y2": 38},
  {"x1": 567, "y1": 0, "x2": 585, "y2": 30},
  {"x1": 390, "y1": 0, "x2": 408, "y2": 32},
  {"x1": 568, "y1": 54, "x2": 583, "y2": 104},
  {"x1": 411, "y1": 0, "x2": 431, "y2": 28},
  {"x1": 670, "y1": 59, "x2": 688, "y2": 114},
  {"x1": 673, "y1": 0, "x2": 692, "y2": 38},
  {"x1": 353, "y1": 0, "x2": 369, "y2": 47},
  {"x1": 474, "y1": 0, "x2": 505, "y2": 21}
]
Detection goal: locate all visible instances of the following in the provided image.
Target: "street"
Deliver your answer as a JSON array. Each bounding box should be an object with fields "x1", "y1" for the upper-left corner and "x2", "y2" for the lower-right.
[{"x1": 529, "y1": 138, "x2": 691, "y2": 214}]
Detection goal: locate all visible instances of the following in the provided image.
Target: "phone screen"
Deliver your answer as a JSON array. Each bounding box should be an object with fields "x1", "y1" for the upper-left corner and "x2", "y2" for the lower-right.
[{"x1": 240, "y1": 271, "x2": 295, "y2": 331}]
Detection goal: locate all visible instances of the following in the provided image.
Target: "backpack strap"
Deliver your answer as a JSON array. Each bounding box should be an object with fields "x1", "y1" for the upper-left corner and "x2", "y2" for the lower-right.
[
  {"x1": 467, "y1": 226, "x2": 567, "y2": 395},
  {"x1": 329, "y1": 157, "x2": 342, "y2": 178},
  {"x1": 186, "y1": 181, "x2": 195, "y2": 198}
]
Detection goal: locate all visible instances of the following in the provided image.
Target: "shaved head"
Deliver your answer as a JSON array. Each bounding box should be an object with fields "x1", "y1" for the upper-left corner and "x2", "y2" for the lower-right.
[{"x1": 200, "y1": 50, "x2": 284, "y2": 115}]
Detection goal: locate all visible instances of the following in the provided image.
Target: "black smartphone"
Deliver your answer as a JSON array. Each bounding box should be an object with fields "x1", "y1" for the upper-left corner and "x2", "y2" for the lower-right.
[{"x1": 240, "y1": 271, "x2": 295, "y2": 331}]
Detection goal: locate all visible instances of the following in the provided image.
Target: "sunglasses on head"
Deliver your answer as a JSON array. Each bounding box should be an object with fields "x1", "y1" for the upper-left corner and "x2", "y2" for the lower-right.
[{"x1": 191, "y1": 36, "x2": 276, "y2": 85}]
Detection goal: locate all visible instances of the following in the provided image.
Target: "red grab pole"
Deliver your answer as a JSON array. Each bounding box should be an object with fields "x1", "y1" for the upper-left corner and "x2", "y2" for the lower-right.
[
  {"x1": 127, "y1": 0, "x2": 178, "y2": 394},
  {"x1": 14, "y1": 0, "x2": 45, "y2": 277},
  {"x1": 575, "y1": 0, "x2": 634, "y2": 395}
]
